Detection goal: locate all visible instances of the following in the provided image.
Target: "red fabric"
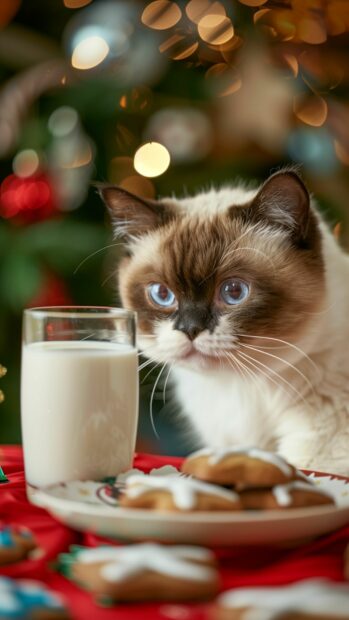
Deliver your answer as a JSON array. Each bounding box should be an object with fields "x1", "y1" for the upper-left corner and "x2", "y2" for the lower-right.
[{"x1": 0, "y1": 445, "x2": 348, "y2": 620}]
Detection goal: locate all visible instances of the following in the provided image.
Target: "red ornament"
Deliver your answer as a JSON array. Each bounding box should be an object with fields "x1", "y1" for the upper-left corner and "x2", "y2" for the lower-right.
[
  {"x1": 27, "y1": 271, "x2": 73, "y2": 308},
  {"x1": 0, "y1": 173, "x2": 57, "y2": 224}
]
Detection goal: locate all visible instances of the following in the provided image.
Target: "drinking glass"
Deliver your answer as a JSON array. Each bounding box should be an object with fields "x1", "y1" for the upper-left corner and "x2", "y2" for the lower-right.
[{"x1": 21, "y1": 307, "x2": 138, "y2": 491}]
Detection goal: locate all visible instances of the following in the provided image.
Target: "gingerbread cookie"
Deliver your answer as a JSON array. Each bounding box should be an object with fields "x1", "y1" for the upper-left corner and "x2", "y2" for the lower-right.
[
  {"x1": 181, "y1": 447, "x2": 299, "y2": 489},
  {"x1": 0, "y1": 525, "x2": 36, "y2": 565},
  {"x1": 119, "y1": 474, "x2": 242, "y2": 512},
  {"x1": 0, "y1": 576, "x2": 70, "y2": 619},
  {"x1": 211, "y1": 579, "x2": 349, "y2": 620},
  {"x1": 239, "y1": 481, "x2": 335, "y2": 510},
  {"x1": 59, "y1": 543, "x2": 219, "y2": 602}
]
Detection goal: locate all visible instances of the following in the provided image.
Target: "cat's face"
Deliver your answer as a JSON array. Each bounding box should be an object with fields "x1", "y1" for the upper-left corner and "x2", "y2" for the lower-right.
[{"x1": 100, "y1": 172, "x2": 325, "y2": 372}]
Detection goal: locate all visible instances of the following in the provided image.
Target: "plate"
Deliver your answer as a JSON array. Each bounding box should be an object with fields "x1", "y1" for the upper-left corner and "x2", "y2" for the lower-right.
[{"x1": 30, "y1": 468, "x2": 349, "y2": 546}]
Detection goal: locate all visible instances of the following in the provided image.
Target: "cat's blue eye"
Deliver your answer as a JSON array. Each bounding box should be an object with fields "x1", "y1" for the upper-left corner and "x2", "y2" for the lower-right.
[
  {"x1": 148, "y1": 283, "x2": 176, "y2": 307},
  {"x1": 220, "y1": 279, "x2": 249, "y2": 305}
]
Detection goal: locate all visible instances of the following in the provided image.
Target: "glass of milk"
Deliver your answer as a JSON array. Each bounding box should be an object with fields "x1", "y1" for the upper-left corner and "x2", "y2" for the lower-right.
[{"x1": 21, "y1": 307, "x2": 138, "y2": 490}]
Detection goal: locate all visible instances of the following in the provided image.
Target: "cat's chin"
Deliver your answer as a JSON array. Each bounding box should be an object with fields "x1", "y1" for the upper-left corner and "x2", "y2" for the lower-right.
[{"x1": 177, "y1": 350, "x2": 223, "y2": 370}]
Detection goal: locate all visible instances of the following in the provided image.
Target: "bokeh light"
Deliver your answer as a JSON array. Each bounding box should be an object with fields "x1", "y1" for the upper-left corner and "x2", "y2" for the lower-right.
[
  {"x1": 134, "y1": 142, "x2": 170, "y2": 177},
  {"x1": 298, "y1": 17, "x2": 327, "y2": 44},
  {"x1": 63, "y1": 0, "x2": 93, "y2": 8},
  {"x1": 293, "y1": 94, "x2": 328, "y2": 127},
  {"x1": 120, "y1": 175, "x2": 155, "y2": 199},
  {"x1": 205, "y1": 63, "x2": 242, "y2": 97},
  {"x1": 141, "y1": 1, "x2": 182, "y2": 30},
  {"x1": 71, "y1": 35, "x2": 110, "y2": 70},
  {"x1": 198, "y1": 14, "x2": 234, "y2": 46},
  {"x1": 238, "y1": 0, "x2": 268, "y2": 6},
  {"x1": 13, "y1": 150, "x2": 40, "y2": 178},
  {"x1": 334, "y1": 140, "x2": 349, "y2": 166},
  {"x1": 159, "y1": 34, "x2": 198, "y2": 60},
  {"x1": 145, "y1": 108, "x2": 213, "y2": 162},
  {"x1": 48, "y1": 107, "x2": 79, "y2": 137},
  {"x1": 185, "y1": 0, "x2": 226, "y2": 24},
  {"x1": 288, "y1": 127, "x2": 337, "y2": 173}
]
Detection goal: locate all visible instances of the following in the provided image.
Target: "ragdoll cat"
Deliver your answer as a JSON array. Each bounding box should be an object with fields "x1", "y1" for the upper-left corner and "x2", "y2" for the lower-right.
[{"x1": 99, "y1": 170, "x2": 349, "y2": 475}]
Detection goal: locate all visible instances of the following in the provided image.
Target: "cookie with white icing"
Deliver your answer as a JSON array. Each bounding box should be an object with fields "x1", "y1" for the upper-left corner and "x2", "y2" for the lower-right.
[
  {"x1": 0, "y1": 525, "x2": 36, "y2": 565},
  {"x1": 0, "y1": 576, "x2": 70, "y2": 619},
  {"x1": 210, "y1": 579, "x2": 349, "y2": 620},
  {"x1": 119, "y1": 474, "x2": 242, "y2": 512},
  {"x1": 61, "y1": 543, "x2": 219, "y2": 602},
  {"x1": 239, "y1": 480, "x2": 335, "y2": 510},
  {"x1": 181, "y1": 447, "x2": 304, "y2": 489}
]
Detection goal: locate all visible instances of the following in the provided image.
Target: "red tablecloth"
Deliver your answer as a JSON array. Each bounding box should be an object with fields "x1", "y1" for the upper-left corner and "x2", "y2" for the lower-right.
[{"x1": 0, "y1": 445, "x2": 348, "y2": 620}]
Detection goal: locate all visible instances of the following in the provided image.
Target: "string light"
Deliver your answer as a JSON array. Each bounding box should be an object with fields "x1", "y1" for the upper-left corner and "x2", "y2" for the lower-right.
[
  {"x1": 141, "y1": 1, "x2": 182, "y2": 30},
  {"x1": 134, "y1": 142, "x2": 170, "y2": 178},
  {"x1": 71, "y1": 35, "x2": 110, "y2": 70}
]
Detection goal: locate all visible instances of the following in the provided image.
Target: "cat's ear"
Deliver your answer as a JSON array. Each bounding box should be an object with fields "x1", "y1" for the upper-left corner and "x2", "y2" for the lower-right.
[
  {"x1": 98, "y1": 184, "x2": 172, "y2": 238},
  {"x1": 250, "y1": 171, "x2": 310, "y2": 241}
]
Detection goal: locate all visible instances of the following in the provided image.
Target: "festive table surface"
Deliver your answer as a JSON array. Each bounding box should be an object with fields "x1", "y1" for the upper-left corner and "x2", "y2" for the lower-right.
[{"x1": 0, "y1": 445, "x2": 348, "y2": 620}]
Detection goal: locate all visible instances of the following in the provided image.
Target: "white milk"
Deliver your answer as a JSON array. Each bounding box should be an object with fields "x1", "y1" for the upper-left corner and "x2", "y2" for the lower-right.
[{"x1": 21, "y1": 341, "x2": 138, "y2": 488}]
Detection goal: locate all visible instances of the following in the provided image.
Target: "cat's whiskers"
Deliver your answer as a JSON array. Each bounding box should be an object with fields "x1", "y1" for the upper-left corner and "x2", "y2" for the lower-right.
[
  {"x1": 149, "y1": 363, "x2": 167, "y2": 439},
  {"x1": 236, "y1": 350, "x2": 295, "y2": 403},
  {"x1": 238, "y1": 342, "x2": 316, "y2": 396},
  {"x1": 224, "y1": 351, "x2": 261, "y2": 394},
  {"x1": 163, "y1": 364, "x2": 174, "y2": 405},
  {"x1": 212, "y1": 333, "x2": 319, "y2": 377},
  {"x1": 142, "y1": 361, "x2": 162, "y2": 385},
  {"x1": 73, "y1": 242, "x2": 124, "y2": 275},
  {"x1": 238, "y1": 349, "x2": 311, "y2": 410}
]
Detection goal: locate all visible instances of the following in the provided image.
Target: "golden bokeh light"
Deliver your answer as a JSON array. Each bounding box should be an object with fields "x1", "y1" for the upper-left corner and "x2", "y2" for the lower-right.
[
  {"x1": 120, "y1": 175, "x2": 156, "y2": 199},
  {"x1": 205, "y1": 63, "x2": 242, "y2": 97},
  {"x1": 185, "y1": 0, "x2": 226, "y2": 25},
  {"x1": 334, "y1": 140, "x2": 349, "y2": 166},
  {"x1": 159, "y1": 34, "x2": 198, "y2": 60},
  {"x1": 198, "y1": 14, "x2": 234, "y2": 46},
  {"x1": 253, "y1": 9, "x2": 271, "y2": 24},
  {"x1": 71, "y1": 36, "x2": 110, "y2": 70},
  {"x1": 108, "y1": 156, "x2": 134, "y2": 185},
  {"x1": 283, "y1": 53, "x2": 299, "y2": 78},
  {"x1": 293, "y1": 94, "x2": 328, "y2": 127},
  {"x1": 63, "y1": 0, "x2": 93, "y2": 8},
  {"x1": 238, "y1": 0, "x2": 268, "y2": 6},
  {"x1": 298, "y1": 17, "x2": 327, "y2": 44},
  {"x1": 13, "y1": 149, "x2": 40, "y2": 178},
  {"x1": 141, "y1": 1, "x2": 182, "y2": 30},
  {"x1": 118, "y1": 87, "x2": 153, "y2": 112},
  {"x1": 0, "y1": 0, "x2": 21, "y2": 27},
  {"x1": 134, "y1": 142, "x2": 170, "y2": 178},
  {"x1": 61, "y1": 143, "x2": 93, "y2": 168}
]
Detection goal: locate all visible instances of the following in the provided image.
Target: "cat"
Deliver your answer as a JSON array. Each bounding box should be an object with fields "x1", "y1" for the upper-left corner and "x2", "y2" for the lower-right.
[{"x1": 99, "y1": 170, "x2": 349, "y2": 475}]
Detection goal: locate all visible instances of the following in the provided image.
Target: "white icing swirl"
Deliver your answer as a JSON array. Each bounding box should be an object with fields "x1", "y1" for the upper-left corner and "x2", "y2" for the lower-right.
[
  {"x1": 75, "y1": 543, "x2": 217, "y2": 584},
  {"x1": 218, "y1": 579, "x2": 349, "y2": 617},
  {"x1": 272, "y1": 481, "x2": 334, "y2": 507},
  {"x1": 187, "y1": 447, "x2": 293, "y2": 477},
  {"x1": 124, "y1": 474, "x2": 239, "y2": 510}
]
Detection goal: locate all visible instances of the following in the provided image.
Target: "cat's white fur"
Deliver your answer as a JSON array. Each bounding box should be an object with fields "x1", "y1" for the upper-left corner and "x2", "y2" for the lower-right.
[{"x1": 140, "y1": 186, "x2": 349, "y2": 475}]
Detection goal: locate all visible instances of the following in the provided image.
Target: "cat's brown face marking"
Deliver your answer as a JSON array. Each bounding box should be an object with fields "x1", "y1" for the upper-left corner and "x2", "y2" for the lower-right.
[{"x1": 101, "y1": 171, "x2": 325, "y2": 370}]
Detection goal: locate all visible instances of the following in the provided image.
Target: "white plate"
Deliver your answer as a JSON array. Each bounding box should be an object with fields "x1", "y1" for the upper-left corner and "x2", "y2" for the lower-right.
[{"x1": 30, "y1": 469, "x2": 349, "y2": 546}]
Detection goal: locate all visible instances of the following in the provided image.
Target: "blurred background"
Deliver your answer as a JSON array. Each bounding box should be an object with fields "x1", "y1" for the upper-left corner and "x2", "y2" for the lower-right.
[{"x1": 0, "y1": 0, "x2": 349, "y2": 454}]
